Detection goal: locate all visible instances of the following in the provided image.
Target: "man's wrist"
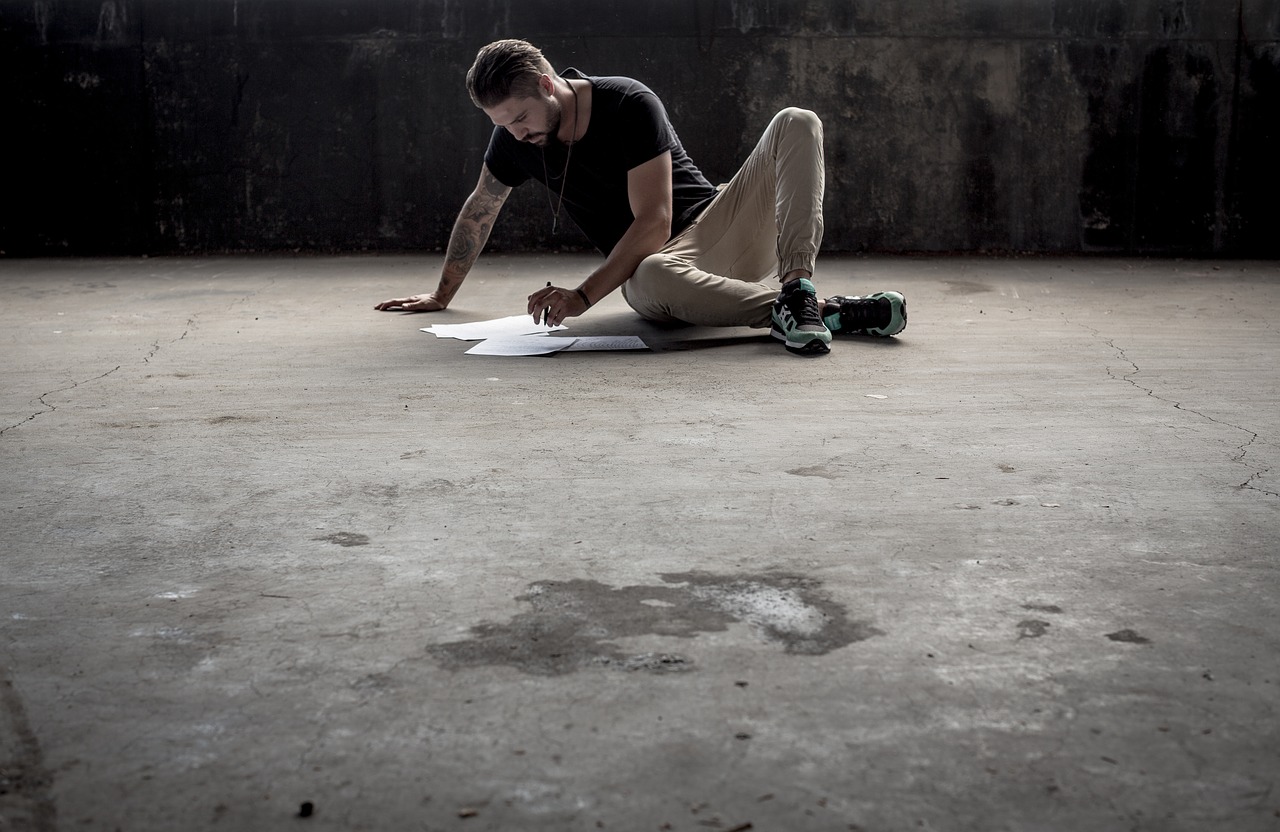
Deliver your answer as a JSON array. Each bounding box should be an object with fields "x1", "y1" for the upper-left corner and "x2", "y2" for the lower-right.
[
  {"x1": 434, "y1": 281, "x2": 460, "y2": 304},
  {"x1": 575, "y1": 287, "x2": 593, "y2": 309}
]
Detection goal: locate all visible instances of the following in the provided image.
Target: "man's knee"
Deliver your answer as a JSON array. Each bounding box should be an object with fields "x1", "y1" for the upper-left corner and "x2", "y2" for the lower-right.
[
  {"x1": 775, "y1": 107, "x2": 823, "y2": 139},
  {"x1": 632, "y1": 252, "x2": 689, "y2": 292},
  {"x1": 625, "y1": 253, "x2": 685, "y2": 321}
]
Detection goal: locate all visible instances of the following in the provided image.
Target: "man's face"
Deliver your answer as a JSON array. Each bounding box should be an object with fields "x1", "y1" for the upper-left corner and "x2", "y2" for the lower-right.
[{"x1": 484, "y1": 90, "x2": 562, "y2": 146}]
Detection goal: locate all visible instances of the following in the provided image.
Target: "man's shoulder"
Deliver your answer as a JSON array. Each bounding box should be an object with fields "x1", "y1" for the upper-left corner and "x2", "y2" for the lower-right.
[
  {"x1": 564, "y1": 69, "x2": 658, "y2": 101},
  {"x1": 592, "y1": 74, "x2": 653, "y2": 94}
]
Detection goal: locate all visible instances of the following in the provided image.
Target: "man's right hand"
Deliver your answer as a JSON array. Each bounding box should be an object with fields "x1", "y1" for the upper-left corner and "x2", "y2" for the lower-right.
[{"x1": 374, "y1": 293, "x2": 447, "y2": 312}]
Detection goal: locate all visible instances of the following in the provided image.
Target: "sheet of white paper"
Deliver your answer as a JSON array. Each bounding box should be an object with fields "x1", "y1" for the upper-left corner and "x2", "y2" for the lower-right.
[
  {"x1": 422, "y1": 315, "x2": 566, "y2": 341},
  {"x1": 562, "y1": 336, "x2": 648, "y2": 351},
  {"x1": 465, "y1": 336, "x2": 577, "y2": 356},
  {"x1": 463, "y1": 335, "x2": 649, "y2": 356}
]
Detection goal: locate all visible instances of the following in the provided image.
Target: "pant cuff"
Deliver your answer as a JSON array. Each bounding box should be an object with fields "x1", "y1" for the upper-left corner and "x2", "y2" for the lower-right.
[{"x1": 779, "y1": 254, "x2": 817, "y2": 278}]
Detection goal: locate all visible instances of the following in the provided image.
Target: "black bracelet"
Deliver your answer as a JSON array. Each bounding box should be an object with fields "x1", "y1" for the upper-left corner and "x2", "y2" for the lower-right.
[{"x1": 575, "y1": 287, "x2": 592, "y2": 309}]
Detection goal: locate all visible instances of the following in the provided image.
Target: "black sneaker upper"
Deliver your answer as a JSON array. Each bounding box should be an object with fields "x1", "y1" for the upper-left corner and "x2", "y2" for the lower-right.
[
  {"x1": 829, "y1": 295, "x2": 892, "y2": 332},
  {"x1": 776, "y1": 279, "x2": 826, "y2": 333}
]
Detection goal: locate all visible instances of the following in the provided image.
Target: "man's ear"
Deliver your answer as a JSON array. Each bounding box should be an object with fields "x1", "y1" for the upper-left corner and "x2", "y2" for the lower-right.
[{"x1": 538, "y1": 74, "x2": 555, "y2": 97}]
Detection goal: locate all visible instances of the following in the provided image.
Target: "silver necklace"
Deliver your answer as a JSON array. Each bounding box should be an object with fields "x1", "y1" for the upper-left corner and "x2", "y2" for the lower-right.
[{"x1": 541, "y1": 80, "x2": 580, "y2": 233}]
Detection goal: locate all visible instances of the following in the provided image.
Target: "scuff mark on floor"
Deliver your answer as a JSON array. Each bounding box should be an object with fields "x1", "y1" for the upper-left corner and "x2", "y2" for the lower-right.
[
  {"x1": 0, "y1": 671, "x2": 58, "y2": 832},
  {"x1": 315, "y1": 531, "x2": 371, "y2": 547}
]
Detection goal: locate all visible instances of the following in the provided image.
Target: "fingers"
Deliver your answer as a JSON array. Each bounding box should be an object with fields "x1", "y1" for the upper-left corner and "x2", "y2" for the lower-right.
[
  {"x1": 545, "y1": 300, "x2": 572, "y2": 327},
  {"x1": 526, "y1": 287, "x2": 552, "y2": 312},
  {"x1": 527, "y1": 287, "x2": 554, "y2": 323},
  {"x1": 376, "y1": 296, "x2": 442, "y2": 312},
  {"x1": 526, "y1": 286, "x2": 587, "y2": 326},
  {"x1": 533, "y1": 304, "x2": 557, "y2": 326}
]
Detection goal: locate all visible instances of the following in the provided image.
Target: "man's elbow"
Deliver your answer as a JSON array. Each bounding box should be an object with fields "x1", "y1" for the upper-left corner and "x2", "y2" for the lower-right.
[{"x1": 643, "y1": 210, "x2": 672, "y2": 247}]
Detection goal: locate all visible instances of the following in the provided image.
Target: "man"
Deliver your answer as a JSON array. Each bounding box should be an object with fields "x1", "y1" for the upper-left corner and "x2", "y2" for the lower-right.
[{"x1": 375, "y1": 39, "x2": 906, "y2": 356}]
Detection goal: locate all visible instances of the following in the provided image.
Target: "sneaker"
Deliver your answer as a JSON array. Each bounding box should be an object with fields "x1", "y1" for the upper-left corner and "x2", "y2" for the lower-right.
[
  {"x1": 771, "y1": 278, "x2": 832, "y2": 356},
  {"x1": 823, "y1": 291, "x2": 907, "y2": 337}
]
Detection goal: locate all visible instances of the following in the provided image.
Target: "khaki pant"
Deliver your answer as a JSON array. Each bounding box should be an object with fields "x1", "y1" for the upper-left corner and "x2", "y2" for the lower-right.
[{"x1": 621, "y1": 107, "x2": 825, "y2": 328}]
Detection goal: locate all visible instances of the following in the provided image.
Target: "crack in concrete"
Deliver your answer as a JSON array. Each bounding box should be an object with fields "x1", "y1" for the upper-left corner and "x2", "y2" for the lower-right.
[
  {"x1": 1072, "y1": 318, "x2": 1276, "y2": 498},
  {"x1": 0, "y1": 365, "x2": 121, "y2": 437},
  {"x1": 1233, "y1": 432, "x2": 1275, "y2": 496},
  {"x1": 145, "y1": 317, "x2": 197, "y2": 364},
  {"x1": 4, "y1": 313, "x2": 199, "y2": 435},
  {"x1": 227, "y1": 279, "x2": 274, "y2": 312}
]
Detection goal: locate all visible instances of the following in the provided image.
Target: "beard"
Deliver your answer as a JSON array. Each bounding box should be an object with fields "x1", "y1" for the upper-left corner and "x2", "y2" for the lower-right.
[{"x1": 525, "y1": 96, "x2": 563, "y2": 146}]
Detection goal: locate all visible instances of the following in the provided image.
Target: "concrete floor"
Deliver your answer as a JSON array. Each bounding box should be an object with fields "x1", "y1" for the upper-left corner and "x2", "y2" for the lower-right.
[{"x1": 1, "y1": 253, "x2": 1278, "y2": 832}]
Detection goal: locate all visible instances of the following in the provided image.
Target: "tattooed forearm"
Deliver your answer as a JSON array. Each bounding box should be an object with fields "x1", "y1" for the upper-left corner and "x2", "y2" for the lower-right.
[
  {"x1": 445, "y1": 220, "x2": 485, "y2": 267},
  {"x1": 461, "y1": 198, "x2": 496, "y2": 226},
  {"x1": 446, "y1": 199, "x2": 498, "y2": 269},
  {"x1": 434, "y1": 168, "x2": 510, "y2": 301}
]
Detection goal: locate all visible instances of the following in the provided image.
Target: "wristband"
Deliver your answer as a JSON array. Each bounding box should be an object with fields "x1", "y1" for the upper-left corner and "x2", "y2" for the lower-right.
[{"x1": 575, "y1": 287, "x2": 592, "y2": 309}]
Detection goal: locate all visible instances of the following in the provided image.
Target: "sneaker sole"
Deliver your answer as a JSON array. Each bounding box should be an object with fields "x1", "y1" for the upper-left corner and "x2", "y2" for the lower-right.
[{"x1": 770, "y1": 326, "x2": 831, "y2": 355}]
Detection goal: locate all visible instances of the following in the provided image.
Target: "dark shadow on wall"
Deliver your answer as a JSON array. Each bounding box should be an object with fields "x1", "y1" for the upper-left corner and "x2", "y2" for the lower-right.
[
  {"x1": 1075, "y1": 45, "x2": 1222, "y2": 254},
  {"x1": 1132, "y1": 45, "x2": 1219, "y2": 253},
  {"x1": 1, "y1": 0, "x2": 1277, "y2": 257},
  {"x1": 1229, "y1": 37, "x2": 1280, "y2": 253},
  {"x1": 0, "y1": 8, "x2": 151, "y2": 255}
]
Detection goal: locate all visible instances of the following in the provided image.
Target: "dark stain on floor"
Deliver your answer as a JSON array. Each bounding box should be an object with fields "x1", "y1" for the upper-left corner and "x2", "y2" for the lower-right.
[
  {"x1": 1017, "y1": 619, "x2": 1051, "y2": 639},
  {"x1": 315, "y1": 531, "x2": 370, "y2": 547},
  {"x1": 1105, "y1": 628, "x2": 1151, "y2": 644},
  {"x1": 429, "y1": 572, "x2": 883, "y2": 676}
]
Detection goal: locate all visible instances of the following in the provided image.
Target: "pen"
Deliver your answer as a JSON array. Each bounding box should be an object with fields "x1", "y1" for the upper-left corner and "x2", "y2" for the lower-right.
[{"x1": 542, "y1": 281, "x2": 551, "y2": 326}]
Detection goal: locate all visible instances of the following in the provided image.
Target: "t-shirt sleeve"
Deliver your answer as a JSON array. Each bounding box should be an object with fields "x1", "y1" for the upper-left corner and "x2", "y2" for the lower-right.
[
  {"x1": 617, "y1": 86, "x2": 679, "y2": 172},
  {"x1": 483, "y1": 126, "x2": 530, "y2": 188}
]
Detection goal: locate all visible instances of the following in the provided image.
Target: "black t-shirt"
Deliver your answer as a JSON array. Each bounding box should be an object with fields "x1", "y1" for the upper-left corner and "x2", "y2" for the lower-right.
[{"x1": 484, "y1": 69, "x2": 718, "y2": 256}]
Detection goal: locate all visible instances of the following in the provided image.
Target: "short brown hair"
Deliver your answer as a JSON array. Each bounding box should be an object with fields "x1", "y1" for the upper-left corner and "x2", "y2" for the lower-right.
[{"x1": 466, "y1": 39, "x2": 554, "y2": 109}]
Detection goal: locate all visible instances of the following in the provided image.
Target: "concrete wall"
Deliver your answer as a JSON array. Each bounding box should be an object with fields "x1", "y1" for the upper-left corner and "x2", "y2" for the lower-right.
[{"x1": 2, "y1": 0, "x2": 1278, "y2": 256}]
